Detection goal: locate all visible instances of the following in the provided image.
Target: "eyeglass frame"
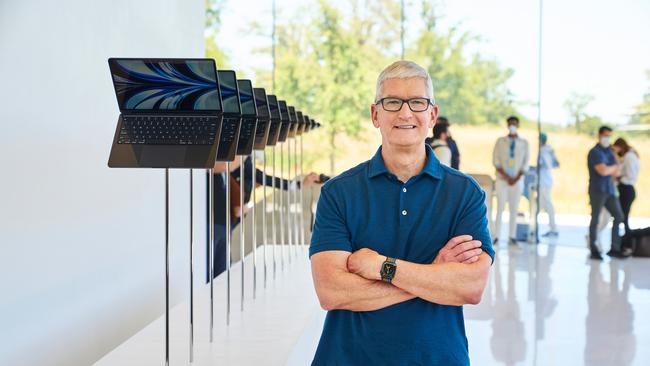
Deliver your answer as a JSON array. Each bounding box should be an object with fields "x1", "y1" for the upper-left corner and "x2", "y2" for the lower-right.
[{"x1": 375, "y1": 97, "x2": 436, "y2": 112}]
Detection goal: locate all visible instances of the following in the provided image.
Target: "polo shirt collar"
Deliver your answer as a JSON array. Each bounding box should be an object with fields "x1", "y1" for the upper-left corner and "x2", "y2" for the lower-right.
[{"x1": 368, "y1": 145, "x2": 443, "y2": 180}]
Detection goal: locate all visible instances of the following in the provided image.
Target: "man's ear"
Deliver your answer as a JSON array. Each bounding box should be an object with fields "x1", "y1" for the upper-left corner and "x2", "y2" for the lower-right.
[
  {"x1": 429, "y1": 104, "x2": 439, "y2": 129},
  {"x1": 371, "y1": 103, "x2": 380, "y2": 128}
]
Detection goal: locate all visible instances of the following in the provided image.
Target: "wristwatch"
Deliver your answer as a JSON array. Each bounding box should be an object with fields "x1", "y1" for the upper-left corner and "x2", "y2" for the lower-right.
[{"x1": 380, "y1": 257, "x2": 397, "y2": 283}]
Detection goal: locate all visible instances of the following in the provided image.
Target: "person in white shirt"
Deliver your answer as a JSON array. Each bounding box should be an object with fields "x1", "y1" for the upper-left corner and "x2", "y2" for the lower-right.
[
  {"x1": 430, "y1": 121, "x2": 452, "y2": 167},
  {"x1": 538, "y1": 133, "x2": 559, "y2": 237},
  {"x1": 492, "y1": 116, "x2": 529, "y2": 246},
  {"x1": 612, "y1": 138, "x2": 640, "y2": 234}
]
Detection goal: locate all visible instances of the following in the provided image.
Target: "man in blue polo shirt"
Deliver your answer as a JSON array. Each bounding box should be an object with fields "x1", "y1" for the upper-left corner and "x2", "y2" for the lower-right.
[
  {"x1": 587, "y1": 125, "x2": 629, "y2": 260},
  {"x1": 309, "y1": 61, "x2": 494, "y2": 365}
]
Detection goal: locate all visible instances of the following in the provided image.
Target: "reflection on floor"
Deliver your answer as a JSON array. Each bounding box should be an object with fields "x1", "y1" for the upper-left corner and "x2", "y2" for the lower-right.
[{"x1": 465, "y1": 243, "x2": 650, "y2": 366}]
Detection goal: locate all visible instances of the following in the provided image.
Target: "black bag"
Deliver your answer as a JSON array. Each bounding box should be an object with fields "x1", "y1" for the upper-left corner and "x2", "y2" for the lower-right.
[{"x1": 623, "y1": 227, "x2": 650, "y2": 257}]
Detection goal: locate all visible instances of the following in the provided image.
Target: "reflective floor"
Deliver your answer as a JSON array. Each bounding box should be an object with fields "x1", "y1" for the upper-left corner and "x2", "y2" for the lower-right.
[{"x1": 465, "y1": 241, "x2": 650, "y2": 366}]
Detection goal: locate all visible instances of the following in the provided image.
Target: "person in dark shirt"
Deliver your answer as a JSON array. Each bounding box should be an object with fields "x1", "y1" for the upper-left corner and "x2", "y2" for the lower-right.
[
  {"x1": 207, "y1": 156, "x2": 320, "y2": 280},
  {"x1": 309, "y1": 60, "x2": 492, "y2": 365},
  {"x1": 425, "y1": 116, "x2": 460, "y2": 169},
  {"x1": 587, "y1": 125, "x2": 629, "y2": 260}
]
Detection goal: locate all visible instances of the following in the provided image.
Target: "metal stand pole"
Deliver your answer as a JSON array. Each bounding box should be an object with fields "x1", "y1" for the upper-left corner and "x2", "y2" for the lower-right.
[
  {"x1": 279, "y1": 142, "x2": 285, "y2": 271},
  {"x1": 225, "y1": 164, "x2": 231, "y2": 325},
  {"x1": 262, "y1": 152, "x2": 268, "y2": 289},
  {"x1": 208, "y1": 169, "x2": 214, "y2": 342},
  {"x1": 251, "y1": 153, "x2": 257, "y2": 298},
  {"x1": 189, "y1": 169, "x2": 194, "y2": 363},
  {"x1": 272, "y1": 146, "x2": 277, "y2": 280},
  {"x1": 300, "y1": 135, "x2": 305, "y2": 249},
  {"x1": 287, "y1": 139, "x2": 293, "y2": 263},
  {"x1": 239, "y1": 156, "x2": 245, "y2": 311},
  {"x1": 294, "y1": 137, "x2": 300, "y2": 253},
  {"x1": 164, "y1": 169, "x2": 170, "y2": 366}
]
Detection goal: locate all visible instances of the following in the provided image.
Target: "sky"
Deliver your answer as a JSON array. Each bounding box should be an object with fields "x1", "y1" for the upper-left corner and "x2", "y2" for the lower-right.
[{"x1": 213, "y1": 0, "x2": 650, "y2": 126}]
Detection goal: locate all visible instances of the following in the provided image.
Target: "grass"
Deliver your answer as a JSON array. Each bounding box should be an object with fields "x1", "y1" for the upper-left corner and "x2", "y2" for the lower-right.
[{"x1": 291, "y1": 123, "x2": 649, "y2": 218}]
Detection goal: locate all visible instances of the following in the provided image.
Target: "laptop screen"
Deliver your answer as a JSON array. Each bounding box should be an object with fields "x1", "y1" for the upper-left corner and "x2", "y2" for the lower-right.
[
  {"x1": 217, "y1": 70, "x2": 241, "y2": 115},
  {"x1": 278, "y1": 101, "x2": 289, "y2": 122},
  {"x1": 267, "y1": 95, "x2": 280, "y2": 119},
  {"x1": 287, "y1": 106, "x2": 296, "y2": 123},
  {"x1": 109, "y1": 58, "x2": 220, "y2": 112},
  {"x1": 253, "y1": 88, "x2": 270, "y2": 118},
  {"x1": 237, "y1": 80, "x2": 257, "y2": 116}
]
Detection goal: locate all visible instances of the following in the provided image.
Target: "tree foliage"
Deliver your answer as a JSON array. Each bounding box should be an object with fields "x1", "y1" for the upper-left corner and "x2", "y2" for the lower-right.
[{"x1": 631, "y1": 69, "x2": 650, "y2": 125}]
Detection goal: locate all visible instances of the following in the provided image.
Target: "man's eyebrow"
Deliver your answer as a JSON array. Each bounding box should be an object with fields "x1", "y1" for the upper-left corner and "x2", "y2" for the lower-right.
[{"x1": 380, "y1": 95, "x2": 429, "y2": 99}]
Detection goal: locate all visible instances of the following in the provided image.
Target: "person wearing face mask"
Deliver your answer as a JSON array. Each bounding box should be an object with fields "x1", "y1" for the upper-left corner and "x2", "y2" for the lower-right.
[
  {"x1": 538, "y1": 133, "x2": 560, "y2": 237},
  {"x1": 492, "y1": 116, "x2": 530, "y2": 246},
  {"x1": 587, "y1": 126, "x2": 629, "y2": 260}
]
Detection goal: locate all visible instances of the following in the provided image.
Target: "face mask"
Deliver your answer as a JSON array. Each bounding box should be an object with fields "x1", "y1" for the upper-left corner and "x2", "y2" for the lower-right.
[
  {"x1": 508, "y1": 125, "x2": 518, "y2": 135},
  {"x1": 600, "y1": 137, "x2": 611, "y2": 148}
]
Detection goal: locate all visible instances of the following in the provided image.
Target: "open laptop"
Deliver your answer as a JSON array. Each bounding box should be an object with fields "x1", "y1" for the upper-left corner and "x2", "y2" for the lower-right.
[
  {"x1": 292, "y1": 110, "x2": 303, "y2": 138},
  {"x1": 286, "y1": 106, "x2": 297, "y2": 139},
  {"x1": 215, "y1": 70, "x2": 242, "y2": 162},
  {"x1": 299, "y1": 114, "x2": 309, "y2": 135},
  {"x1": 266, "y1": 95, "x2": 282, "y2": 146},
  {"x1": 253, "y1": 88, "x2": 272, "y2": 150},
  {"x1": 107, "y1": 58, "x2": 222, "y2": 168},
  {"x1": 235, "y1": 79, "x2": 258, "y2": 156},
  {"x1": 277, "y1": 101, "x2": 291, "y2": 143}
]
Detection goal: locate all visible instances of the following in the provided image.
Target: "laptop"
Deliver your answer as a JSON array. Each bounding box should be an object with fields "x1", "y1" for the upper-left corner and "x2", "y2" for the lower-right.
[
  {"x1": 265, "y1": 95, "x2": 282, "y2": 146},
  {"x1": 277, "y1": 101, "x2": 291, "y2": 143},
  {"x1": 252, "y1": 88, "x2": 272, "y2": 150},
  {"x1": 107, "y1": 58, "x2": 222, "y2": 168},
  {"x1": 215, "y1": 70, "x2": 242, "y2": 162},
  {"x1": 292, "y1": 110, "x2": 303, "y2": 138},
  {"x1": 286, "y1": 106, "x2": 297, "y2": 139},
  {"x1": 299, "y1": 114, "x2": 309, "y2": 136},
  {"x1": 235, "y1": 79, "x2": 258, "y2": 156}
]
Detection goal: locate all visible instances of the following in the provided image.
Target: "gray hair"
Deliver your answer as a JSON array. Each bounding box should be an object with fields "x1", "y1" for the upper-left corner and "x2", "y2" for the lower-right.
[{"x1": 375, "y1": 60, "x2": 435, "y2": 102}]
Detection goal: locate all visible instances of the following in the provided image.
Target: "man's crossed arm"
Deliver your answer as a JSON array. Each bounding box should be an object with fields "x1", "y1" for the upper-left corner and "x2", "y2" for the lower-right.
[{"x1": 310, "y1": 235, "x2": 491, "y2": 311}]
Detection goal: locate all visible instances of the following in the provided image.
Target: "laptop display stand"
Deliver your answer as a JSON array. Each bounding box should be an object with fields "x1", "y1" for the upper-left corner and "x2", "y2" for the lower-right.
[
  {"x1": 208, "y1": 170, "x2": 214, "y2": 342},
  {"x1": 272, "y1": 146, "x2": 277, "y2": 280},
  {"x1": 239, "y1": 155, "x2": 245, "y2": 311},
  {"x1": 279, "y1": 142, "x2": 285, "y2": 272},
  {"x1": 251, "y1": 153, "x2": 258, "y2": 298},
  {"x1": 300, "y1": 134, "x2": 306, "y2": 249},
  {"x1": 262, "y1": 152, "x2": 268, "y2": 289},
  {"x1": 286, "y1": 140, "x2": 292, "y2": 263},
  {"x1": 226, "y1": 164, "x2": 232, "y2": 325},
  {"x1": 165, "y1": 169, "x2": 170, "y2": 366},
  {"x1": 189, "y1": 170, "x2": 194, "y2": 363}
]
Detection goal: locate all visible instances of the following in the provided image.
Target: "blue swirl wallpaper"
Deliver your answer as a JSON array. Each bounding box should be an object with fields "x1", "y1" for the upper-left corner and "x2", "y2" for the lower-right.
[{"x1": 110, "y1": 59, "x2": 220, "y2": 111}]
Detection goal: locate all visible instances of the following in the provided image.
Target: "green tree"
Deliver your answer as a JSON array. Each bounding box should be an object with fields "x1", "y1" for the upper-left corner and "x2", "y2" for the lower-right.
[
  {"x1": 631, "y1": 70, "x2": 650, "y2": 125},
  {"x1": 563, "y1": 92, "x2": 594, "y2": 133},
  {"x1": 205, "y1": 0, "x2": 228, "y2": 66},
  {"x1": 409, "y1": 0, "x2": 516, "y2": 124},
  {"x1": 258, "y1": 0, "x2": 391, "y2": 174}
]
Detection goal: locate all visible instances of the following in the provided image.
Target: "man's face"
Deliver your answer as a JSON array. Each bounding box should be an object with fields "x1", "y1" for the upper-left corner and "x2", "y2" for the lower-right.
[
  {"x1": 599, "y1": 130, "x2": 613, "y2": 139},
  {"x1": 371, "y1": 77, "x2": 438, "y2": 149}
]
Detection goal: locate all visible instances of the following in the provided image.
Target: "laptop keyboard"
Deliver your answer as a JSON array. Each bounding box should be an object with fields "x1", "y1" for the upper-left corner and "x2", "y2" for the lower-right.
[
  {"x1": 219, "y1": 118, "x2": 240, "y2": 143},
  {"x1": 118, "y1": 116, "x2": 218, "y2": 145}
]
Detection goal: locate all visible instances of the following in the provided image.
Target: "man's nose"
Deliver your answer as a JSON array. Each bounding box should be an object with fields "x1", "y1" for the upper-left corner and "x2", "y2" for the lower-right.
[{"x1": 398, "y1": 102, "x2": 413, "y2": 119}]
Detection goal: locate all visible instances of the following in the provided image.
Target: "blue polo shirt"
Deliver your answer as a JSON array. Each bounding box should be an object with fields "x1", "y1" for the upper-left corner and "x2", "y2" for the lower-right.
[
  {"x1": 309, "y1": 145, "x2": 494, "y2": 366},
  {"x1": 587, "y1": 143, "x2": 616, "y2": 195}
]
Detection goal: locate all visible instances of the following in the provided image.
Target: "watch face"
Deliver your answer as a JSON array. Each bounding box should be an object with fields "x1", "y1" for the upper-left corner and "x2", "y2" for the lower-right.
[{"x1": 382, "y1": 262, "x2": 396, "y2": 277}]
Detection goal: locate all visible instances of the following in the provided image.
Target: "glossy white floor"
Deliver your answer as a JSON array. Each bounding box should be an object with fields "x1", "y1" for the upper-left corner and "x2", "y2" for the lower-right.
[{"x1": 95, "y1": 216, "x2": 650, "y2": 366}]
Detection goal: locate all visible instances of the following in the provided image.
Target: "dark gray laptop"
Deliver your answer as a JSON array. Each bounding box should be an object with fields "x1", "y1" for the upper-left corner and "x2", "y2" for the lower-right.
[
  {"x1": 107, "y1": 58, "x2": 222, "y2": 168},
  {"x1": 235, "y1": 79, "x2": 258, "y2": 155},
  {"x1": 252, "y1": 88, "x2": 272, "y2": 150},
  {"x1": 215, "y1": 70, "x2": 242, "y2": 162}
]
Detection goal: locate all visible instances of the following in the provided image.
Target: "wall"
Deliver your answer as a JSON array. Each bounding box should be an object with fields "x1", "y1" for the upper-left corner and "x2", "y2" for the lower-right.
[{"x1": 0, "y1": 1, "x2": 206, "y2": 365}]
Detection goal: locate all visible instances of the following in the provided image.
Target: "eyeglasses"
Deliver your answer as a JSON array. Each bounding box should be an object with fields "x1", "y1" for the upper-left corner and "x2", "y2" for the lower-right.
[{"x1": 375, "y1": 97, "x2": 434, "y2": 112}]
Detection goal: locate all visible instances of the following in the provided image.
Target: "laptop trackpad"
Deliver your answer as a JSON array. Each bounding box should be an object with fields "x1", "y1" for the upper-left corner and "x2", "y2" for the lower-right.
[{"x1": 138, "y1": 146, "x2": 187, "y2": 168}]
